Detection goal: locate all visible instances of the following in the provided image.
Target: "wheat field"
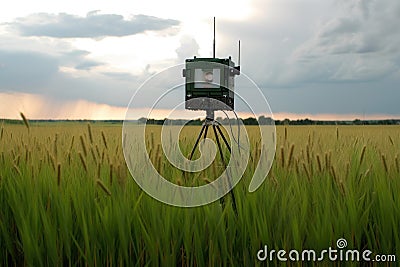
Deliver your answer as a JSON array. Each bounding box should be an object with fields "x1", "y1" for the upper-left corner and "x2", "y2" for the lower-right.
[{"x1": 0, "y1": 122, "x2": 399, "y2": 266}]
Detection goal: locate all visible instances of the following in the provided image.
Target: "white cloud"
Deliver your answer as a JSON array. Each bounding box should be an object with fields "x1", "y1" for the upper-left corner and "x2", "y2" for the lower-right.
[{"x1": 175, "y1": 35, "x2": 200, "y2": 62}]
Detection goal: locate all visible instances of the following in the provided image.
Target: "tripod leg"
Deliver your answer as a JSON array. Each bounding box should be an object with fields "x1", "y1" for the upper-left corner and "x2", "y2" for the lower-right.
[
  {"x1": 203, "y1": 124, "x2": 209, "y2": 140},
  {"x1": 188, "y1": 124, "x2": 207, "y2": 160},
  {"x1": 215, "y1": 125, "x2": 231, "y2": 153},
  {"x1": 212, "y1": 125, "x2": 238, "y2": 215},
  {"x1": 212, "y1": 125, "x2": 225, "y2": 164}
]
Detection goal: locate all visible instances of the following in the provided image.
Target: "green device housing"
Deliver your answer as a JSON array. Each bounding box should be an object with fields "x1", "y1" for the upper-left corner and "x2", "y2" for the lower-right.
[{"x1": 183, "y1": 57, "x2": 240, "y2": 111}]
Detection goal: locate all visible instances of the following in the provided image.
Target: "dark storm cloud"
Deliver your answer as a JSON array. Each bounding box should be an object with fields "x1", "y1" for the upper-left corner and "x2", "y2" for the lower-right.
[
  {"x1": 0, "y1": 50, "x2": 58, "y2": 88},
  {"x1": 214, "y1": 0, "x2": 400, "y2": 116},
  {"x1": 291, "y1": 0, "x2": 400, "y2": 83},
  {"x1": 266, "y1": 80, "x2": 400, "y2": 116},
  {"x1": 7, "y1": 11, "x2": 180, "y2": 38},
  {"x1": 0, "y1": 49, "x2": 141, "y2": 106},
  {"x1": 217, "y1": 0, "x2": 400, "y2": 86}
]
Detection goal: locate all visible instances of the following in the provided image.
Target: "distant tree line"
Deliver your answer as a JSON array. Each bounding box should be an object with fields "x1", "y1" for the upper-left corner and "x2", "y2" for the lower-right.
[
  {"x1": 273, "y1": 118, "x2": 400, "y2": 125},
  {"x1": 138, "y1": 117, "x2": 400, "y2": 125},
  {"x1": 1, "y1": 117, "x2": 399, "y2": 126}
]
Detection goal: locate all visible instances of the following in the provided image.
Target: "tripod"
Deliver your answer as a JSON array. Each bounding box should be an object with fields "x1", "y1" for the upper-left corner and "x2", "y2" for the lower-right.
[{"x1": 188, "y1": 110, "x2": 238, "y2": 214}]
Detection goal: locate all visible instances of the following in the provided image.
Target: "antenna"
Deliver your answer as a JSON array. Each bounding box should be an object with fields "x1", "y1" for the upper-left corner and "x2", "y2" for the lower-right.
[
  {"x1": 238, "y1": 40, "x2": 241, "y2": 66},
  {"x1": 213, "y1": 17, "x2": 216, "y2": 58}
]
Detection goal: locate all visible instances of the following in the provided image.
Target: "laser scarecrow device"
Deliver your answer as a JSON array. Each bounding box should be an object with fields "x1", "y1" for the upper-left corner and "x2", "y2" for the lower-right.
[
  {"x1": 182, "y1": 18, "x2": 242, "y2": 215},
  {"x1": 182, "y1": 17, "x2": 241, "y2": 112}
]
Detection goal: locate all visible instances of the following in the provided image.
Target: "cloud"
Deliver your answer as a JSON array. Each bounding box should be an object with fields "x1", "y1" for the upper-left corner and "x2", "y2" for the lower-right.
[
  {"x1": 7, "y1": 11, "x2": 180, "y2": 38},
  {"x1": 75, "y1": 60, "x2": 103, "y2": 70},
  {"x1": 1, "y1": 2, "x2": 399, "y2": 118},
  {"x1": 0, "y1": 50, "x2": 59, "y2": 88},
  {"x1": 100, "y1": 71, "x2": 139, "y2": 80},
  {"x1": 217, "y1": 0, "x2": 400, "y2": 86},
  {"x1": 0, "y1": 11, "x2": 181, "y2": 109},
  {"x1": 290, "y1": 0, "x2": 400, "y2": 83},
  {"x1": 206, "y1": 0, "x2": 400, "y2": 116},
  {"x1": 175, "y1": 35, "x2": 199, "y2": 62},
  {"x1": 59, "y1": 49, "x2": 105, "y2": 71},
  {"x1": 0, "y1": 48, "x2": 143, "y2": 107}
]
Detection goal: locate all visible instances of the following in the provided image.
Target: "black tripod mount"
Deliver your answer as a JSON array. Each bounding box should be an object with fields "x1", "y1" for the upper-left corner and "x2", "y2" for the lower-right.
[{"x1": 188, "y1": 109, "x2": 238, "y2": 215}]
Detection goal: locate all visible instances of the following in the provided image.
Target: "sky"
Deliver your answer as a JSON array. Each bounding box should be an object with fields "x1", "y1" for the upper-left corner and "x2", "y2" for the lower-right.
[{"x1": 0, "y1": 0, "x2": 399, "y2": 120}]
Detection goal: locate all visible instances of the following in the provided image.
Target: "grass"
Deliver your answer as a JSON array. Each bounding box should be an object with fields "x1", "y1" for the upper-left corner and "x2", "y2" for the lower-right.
[{"x1": 0, "y1": 122, "x2": 399, "y2": 266}]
